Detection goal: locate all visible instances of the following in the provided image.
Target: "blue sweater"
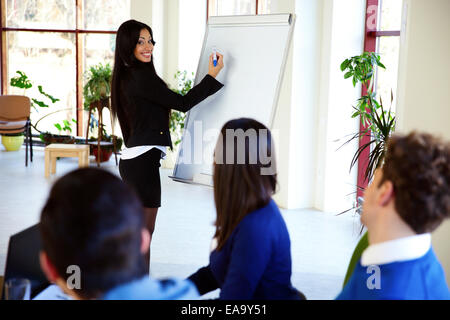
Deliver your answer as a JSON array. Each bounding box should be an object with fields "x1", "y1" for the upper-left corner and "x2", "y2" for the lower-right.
[
  {"x1": 337, "y1": 248, "x2": 450, "y2": 300},
  {"x1": 102, "y1": 276, "x2": 199, "y2": 300},
  {"x1": 209, "y1": 199, "x2": 299, "y2": 300}
]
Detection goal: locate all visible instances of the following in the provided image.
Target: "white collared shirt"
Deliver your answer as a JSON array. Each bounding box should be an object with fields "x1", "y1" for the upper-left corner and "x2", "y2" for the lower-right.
[
  {"x1": 361, "y1": 233, "x2": 431, "y2": 267},
  {"x1": 120, "y1": 145, "x2": 167, "y2": 160}
]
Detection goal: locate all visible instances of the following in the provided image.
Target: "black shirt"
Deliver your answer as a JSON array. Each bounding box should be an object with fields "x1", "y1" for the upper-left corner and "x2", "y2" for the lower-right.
[{"x1": 123, "y1": 63, "x2": 224, "y2": 149}]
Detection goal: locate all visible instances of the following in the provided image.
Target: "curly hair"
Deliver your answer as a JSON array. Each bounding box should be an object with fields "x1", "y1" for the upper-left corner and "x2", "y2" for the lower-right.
[{"x1": 380, "y1": 132, "x2": 450, "y2": 233}]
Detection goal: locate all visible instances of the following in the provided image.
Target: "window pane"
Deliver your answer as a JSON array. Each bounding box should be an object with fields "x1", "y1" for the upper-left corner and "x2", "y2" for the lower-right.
[
  {"x1": 83, "y1": 0, "x2": 131, "y2": 30},
  {"x1": 379, "y1": 0, "x2": 402, "y2": 31},
  {"x1": 209, "y1": 0, "x2": 256, "y2": 16},
  {"x1": 83, "y1": 33, "x2": 115, "y2": 69},
  {"x1": 7, "y1": 32, "x2": 76, "y2": 135},
  {"x1": 375, "y1": 36, "x2": 400, "y2": 112},
  {"x1": 5, "y1": 0, "x2": 75, "y2": 29},
  {"x1": 258, "y1": 0, "x2": 273, "y2": 14},
  {"x1": 82, "y1": 33, "x2": 117, "y2": 137}
]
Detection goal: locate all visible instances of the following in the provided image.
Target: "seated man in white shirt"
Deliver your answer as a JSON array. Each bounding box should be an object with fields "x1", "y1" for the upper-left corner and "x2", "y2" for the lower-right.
[
  {"x1": 337, "y1": 131, "x2": 450, "y2": 300},
  {"x1": 39, "y1": 168, "x2": 198, "y2": 300}
]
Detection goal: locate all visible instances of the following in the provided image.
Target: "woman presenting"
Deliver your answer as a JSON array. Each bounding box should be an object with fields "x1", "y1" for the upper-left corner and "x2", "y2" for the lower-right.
[{"x1": 111, "y1": 19, "x2": 224, "y2": 270}]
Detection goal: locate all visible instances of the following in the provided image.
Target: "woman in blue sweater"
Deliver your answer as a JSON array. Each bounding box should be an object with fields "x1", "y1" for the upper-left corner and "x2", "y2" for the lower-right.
[{"x1": 188, "y1": 118, "x2": 304, "y2": 300}]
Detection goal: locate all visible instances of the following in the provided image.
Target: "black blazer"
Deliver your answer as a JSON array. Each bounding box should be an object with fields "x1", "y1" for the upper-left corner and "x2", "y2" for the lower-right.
[{"x1": 123, "y1": 63, "x2": 224, "y2": 149}]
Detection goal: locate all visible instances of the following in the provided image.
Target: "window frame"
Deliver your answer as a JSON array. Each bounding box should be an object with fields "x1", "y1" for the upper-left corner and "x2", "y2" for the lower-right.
[
  {"x1": 357, "y1": 0, "x2": 401, "y2": 198},
  {"x1": 0, "y1": 0, "x2": 118, "y2": 136}
]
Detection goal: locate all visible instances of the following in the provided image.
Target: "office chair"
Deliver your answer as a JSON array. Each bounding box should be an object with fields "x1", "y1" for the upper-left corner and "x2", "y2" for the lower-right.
[
  {"x1": 0, "y1": 95, "x2": 33, "y2": 166},
  {"x1": 2, "y1": 223, "x2": 50, "y2": 299}
]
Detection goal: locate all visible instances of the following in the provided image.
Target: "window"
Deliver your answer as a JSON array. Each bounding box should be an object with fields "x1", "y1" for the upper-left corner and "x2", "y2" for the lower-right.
[
  {"x1": 207, "y1": 0, "x2": 272, "y2": 17},
  {"x1": 374, "y1": 0, "x2": 402, "y2": 111},
  {"x1": 1, "y1": 0, "x2": 130, "y2": 137},
  {"x1": 357, "y1": 0, "x2": 402, "y2": 197}
]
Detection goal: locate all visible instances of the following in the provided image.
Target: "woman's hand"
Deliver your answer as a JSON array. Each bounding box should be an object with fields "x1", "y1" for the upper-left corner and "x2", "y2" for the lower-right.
[{"x1": 208, "y1": 52, "x2": 224, "y2": 78}]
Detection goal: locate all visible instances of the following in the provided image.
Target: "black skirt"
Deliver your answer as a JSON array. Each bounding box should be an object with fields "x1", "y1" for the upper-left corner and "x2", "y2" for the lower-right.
[{"x1": 119, "y1": 148, "x2": 162, "y2": 208}]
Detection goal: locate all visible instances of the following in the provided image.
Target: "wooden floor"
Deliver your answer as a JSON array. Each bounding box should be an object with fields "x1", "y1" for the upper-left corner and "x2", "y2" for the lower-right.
[{"x1": 0, "y1": 146, "x2": 363, "y2": 300}]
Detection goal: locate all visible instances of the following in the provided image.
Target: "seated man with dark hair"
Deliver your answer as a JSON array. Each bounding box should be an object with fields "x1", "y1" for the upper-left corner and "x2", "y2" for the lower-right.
[
  {"x1": 39, "y1": 168, "x2": 198, "y2": 300},
  {"x1": 337, "y1": 132, "x2": 450, "y2": 300}
]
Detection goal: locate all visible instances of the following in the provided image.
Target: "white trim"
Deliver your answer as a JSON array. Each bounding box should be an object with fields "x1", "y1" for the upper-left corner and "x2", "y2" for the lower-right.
[
  {"x1": 121, "y1": 145, "x2": 166, "y2": 160},
  {"x1": 361, "y1": 233, "x2": 431, "y2": 266},
  {"x1": 208, "y1": 14, "x2": 292, "y2": 27}
]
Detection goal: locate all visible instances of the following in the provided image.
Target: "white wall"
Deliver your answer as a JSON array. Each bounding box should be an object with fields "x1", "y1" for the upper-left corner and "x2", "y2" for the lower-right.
[
  {"x1": 396, "y1": 0, "x2": 450, "y2": 287},
  {"x1": 130, "y1": 0, "x2": 152, "y2": 27},
  {"x1": 150, "y1": 0, "x2": 165, "y2": 77},
  {"x1": 270, "y1": 1, "x2": 294, "y2": 208},
  {"x1": 178, "y1": 0, "x2": 207, "y2": 76},
  {"x1": 314, "y1": 0, "x2": 364, "y2": 213},
  {"x1": 272, "y1": 0, "x2": 363, "y2": 211},
  {"x1": 165, "y1": 0, "x2": 180, "y2": 87},
  {"x1": 131, "y1": 0, "x2": 179, "y2": 87},
  {"x1": 132, "y1": 0, "x2": 206, "y2": 87}
]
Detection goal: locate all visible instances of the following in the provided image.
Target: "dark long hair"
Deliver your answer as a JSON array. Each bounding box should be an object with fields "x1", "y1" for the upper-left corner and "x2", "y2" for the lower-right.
[
  {"x1": 213, "y1": 118, "x2": 277, "y2": 251},
  {"x1": 111, "y1": 19, "x2": 166, "y2": 144}
]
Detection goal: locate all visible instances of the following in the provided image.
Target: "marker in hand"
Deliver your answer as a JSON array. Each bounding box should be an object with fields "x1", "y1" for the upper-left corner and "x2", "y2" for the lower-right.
[
  {"x1": 212, "y1": 47, "x2": 217, "y2": 67},
  {"x1": 208, "y1": 49, "x2": 223, "y2": 78}
]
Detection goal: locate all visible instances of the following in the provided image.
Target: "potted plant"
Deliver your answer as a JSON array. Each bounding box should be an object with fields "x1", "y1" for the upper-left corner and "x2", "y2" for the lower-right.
[
  {"x1": 8, "y1": 70, "x2": 79, "y2": 146},
  {"x1": 87, "y1": 122, "x2": 123, "y2": 163},
  {"x1": 162, "y1": 70, "x2": 194, "y2": 168},
  {"x1": 39, "y1": 118, "x2": 77, "y2": 145},
  {"x1": 339, "y1": 52, "x2": 396, "y2": 184},
  {"x1": 1, "y1": 132, "x2": 25, "y2": 151},
  {"x1": 10, "y1": 71, "x2": 60, "y2": 131},
  {"x1": 83, "y1": 63, "x2": 111, "y2": 111},
  {"x1": 3, "y1": 71, "x2": 60, "y2": 150},
  {"x1": 83, "y1": 63, "x2": 116, "y2": 163},
  {"x1": 337, "y1": 52, "x2": 396, "y2": 217},
  {"x1": 338, "y1": 52, "x2": 396, "y2": 287}
]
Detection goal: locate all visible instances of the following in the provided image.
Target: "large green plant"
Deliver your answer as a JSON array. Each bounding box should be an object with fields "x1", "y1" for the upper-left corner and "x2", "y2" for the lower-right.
[
  {"x1": 340, "y1": 52, "x2": 396, "y2": 184},
  {"x1": 83, "y1": 63, "x2": 113, "y2": 142},
  {"x1": 169, "y1": 70, "x2": 194, "y2": 148},
  {"x1": 10, "y1": 70, "x2": 60, "y2": 132},
  {"x1": 83, "y1": 63, "x2": 112, "y2": 111}
]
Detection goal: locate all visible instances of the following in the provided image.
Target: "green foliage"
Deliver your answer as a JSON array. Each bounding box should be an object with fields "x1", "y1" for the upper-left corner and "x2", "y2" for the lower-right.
[
  {"x1": 168, "y1": 70, "x2": 194, "y2": 147},
  {"x1": 54, "y1": 119, "x2": 77, "y2": 134},
  {"x1": 10, "y1": 70, "x2": 60, "y2": 113},
  {"x1": 340, "y1": 52, "x2": 386, "y2": 88},
  {"x1": 37, "y1": 85, "x2": 59, "y2": 104},
  {"x1": 83, "y1": 63, "x2": 114, "y2": 143},
  {"x1": 339, "y1": 52, "x2": 396, "y2": 183},
  {"x1": 83, "y1": 63, "x2": 112, "y2": 110},
  {"x1": 10, "y1": 71, "x2": 32, "y2": 89}
]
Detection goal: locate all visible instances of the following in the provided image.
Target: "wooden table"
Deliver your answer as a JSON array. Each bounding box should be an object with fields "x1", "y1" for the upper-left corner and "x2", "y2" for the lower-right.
[{"x1": 44, "y1": 144, "x2": 90, "y2": 178}]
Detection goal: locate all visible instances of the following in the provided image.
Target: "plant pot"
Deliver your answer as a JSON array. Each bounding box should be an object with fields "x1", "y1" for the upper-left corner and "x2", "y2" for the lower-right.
[
  {"x1": 1, "y1": 135, "x2": 24, "y2": 151},
  {"x1": 92, "y1": 147, "x2": 113, "y2": 162},
  {"x1": 40, "y1": 133, "x2": 75, "y2": 146}
]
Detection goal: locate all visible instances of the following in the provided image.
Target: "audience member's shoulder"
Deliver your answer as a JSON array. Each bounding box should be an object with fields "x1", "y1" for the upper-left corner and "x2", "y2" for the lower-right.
[
  {"x1": 156, "y1": 278, "x2": 199, "y2": 300},
  {"x1": 240, "y1": 199, "x2": 281, "y2": 227},
  {"x1": 102, "y1": 276, "x2": 199, "y2": 300}
]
